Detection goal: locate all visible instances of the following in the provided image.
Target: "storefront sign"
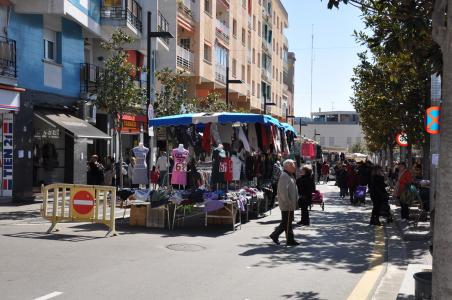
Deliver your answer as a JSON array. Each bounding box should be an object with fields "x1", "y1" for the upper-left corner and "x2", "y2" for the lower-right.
[
  {"x1": 396, "y1": 132, "x2": 409, "y2": 147},
  {"x1": 34, "y1": 128, "x2": 60, "y2": 139},
  {"x1": 2, "y1": 114, "x2": 13, "y2": 196},
  {"x1": 426, "y1": 106, "x2": 440, "y2": 135}
]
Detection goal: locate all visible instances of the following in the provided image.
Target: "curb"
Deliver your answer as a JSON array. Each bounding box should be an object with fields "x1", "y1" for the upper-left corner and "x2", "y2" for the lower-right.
[{"x1": 347, "y1": 225, "x2": 386, "y2": 300}]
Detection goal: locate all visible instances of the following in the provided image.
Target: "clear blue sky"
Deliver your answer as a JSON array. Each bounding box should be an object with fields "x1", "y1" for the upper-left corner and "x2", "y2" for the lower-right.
[{"x1": 282, "y1": 0, "x2": 365, "y2": 117}]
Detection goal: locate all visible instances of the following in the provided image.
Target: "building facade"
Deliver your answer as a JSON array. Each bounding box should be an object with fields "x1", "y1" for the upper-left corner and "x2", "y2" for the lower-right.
[
  {"x1": 161, "y1": 0, "x2": 292, "y2": 120},
  {"x1": 297, "y1": 111, "x2": 365, "y2": 152}
]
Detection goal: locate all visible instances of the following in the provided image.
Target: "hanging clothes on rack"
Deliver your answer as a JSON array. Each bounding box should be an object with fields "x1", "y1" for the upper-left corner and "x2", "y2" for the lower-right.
[
  {"x1": 247, "y1": 123, "x2": 259, "y2": 152},
  {"x1": 238, "y1": 126, "x2": 251, "y2": 152}
]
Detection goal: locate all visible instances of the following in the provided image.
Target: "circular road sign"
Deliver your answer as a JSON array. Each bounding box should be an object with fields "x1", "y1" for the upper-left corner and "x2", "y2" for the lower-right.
[
  {"x1": 72, "y1": 190, "x2": 95, "y2": 216},
  {"x1": 396, "y1": 132, "x2": 409, "y2": 147}
]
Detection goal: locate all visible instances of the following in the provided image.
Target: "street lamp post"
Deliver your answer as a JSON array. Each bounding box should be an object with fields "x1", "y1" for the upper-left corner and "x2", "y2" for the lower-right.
[
  {"x1": 146, "y1": 11, "x2": 174, "y2": 179},
  {"x1": 225, "y1": 53, "x2": 244, "y2": 108}
]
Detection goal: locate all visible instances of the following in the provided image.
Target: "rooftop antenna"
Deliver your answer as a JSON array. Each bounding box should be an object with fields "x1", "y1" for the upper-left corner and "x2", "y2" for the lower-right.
[{"x1": 310, "y1": 24, "x2": 314, "y2": 117}]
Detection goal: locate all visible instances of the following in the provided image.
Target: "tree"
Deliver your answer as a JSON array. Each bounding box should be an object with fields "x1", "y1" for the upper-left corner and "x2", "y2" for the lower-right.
[
  {"x1": 349, "y1": 142, "x2": 366, "y2": 154},
  {"x1": 154, "y1": 68, "x2": 191, "y2": 117},
  {"x1": 96, "y1": 29, "x2": 146, "y2": 187},
  {"x1": 326, "y1": 0, "x2": 452, "y2": 297}
]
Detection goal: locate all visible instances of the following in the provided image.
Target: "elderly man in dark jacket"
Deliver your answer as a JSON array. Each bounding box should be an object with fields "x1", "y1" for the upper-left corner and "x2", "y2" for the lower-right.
[{"x1": 270, "y1": 159, "x2": 299, "y2": 246}]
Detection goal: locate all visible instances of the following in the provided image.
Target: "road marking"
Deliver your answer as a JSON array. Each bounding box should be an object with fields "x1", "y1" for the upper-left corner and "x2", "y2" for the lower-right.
[
  {"x1": 33, "y1": 291, "x2": 63, "y2": 300},
  {"x1": 347, "y1": 226, "x2": 385, "y2": 300}
]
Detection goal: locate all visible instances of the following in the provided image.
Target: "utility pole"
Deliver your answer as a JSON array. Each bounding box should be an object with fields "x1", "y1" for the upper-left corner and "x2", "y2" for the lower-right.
[{"x1": 310, "y1": 24, "x2": 314, "y2": 117}]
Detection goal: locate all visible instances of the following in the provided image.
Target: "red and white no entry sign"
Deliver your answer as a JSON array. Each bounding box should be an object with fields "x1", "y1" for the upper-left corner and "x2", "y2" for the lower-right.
[
  {"x1": 396, "y1": 132, "x2": 409, "y2": 147},
  {"x1": 72, "y1": 188, "x2": 95, "y2": 218}
]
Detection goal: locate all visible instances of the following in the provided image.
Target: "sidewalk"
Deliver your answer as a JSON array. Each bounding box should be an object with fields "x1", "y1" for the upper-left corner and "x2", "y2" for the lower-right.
[{"x1": 372, "y1": 204, "x2": 432, "y2": 300}]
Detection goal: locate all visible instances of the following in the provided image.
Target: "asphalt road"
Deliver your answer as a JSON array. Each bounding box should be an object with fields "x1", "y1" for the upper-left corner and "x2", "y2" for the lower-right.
[{"x1": 0, "y1": 183, "x2": 377, "y2": 300}]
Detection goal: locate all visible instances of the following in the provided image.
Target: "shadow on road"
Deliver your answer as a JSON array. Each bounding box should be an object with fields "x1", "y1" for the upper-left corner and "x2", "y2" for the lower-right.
[
  {"x1": 3, "y1": 232, "x2": 103, "y2": 242},
  {"x1": 0, "y1": 210, "x2": 41, "y2": 221},
  {"x1": 282, "y1": 291, "x2": 326, "y2": 300},
  {"x1": 239, "y1": 190, "x2": 376, "y2": 274}
]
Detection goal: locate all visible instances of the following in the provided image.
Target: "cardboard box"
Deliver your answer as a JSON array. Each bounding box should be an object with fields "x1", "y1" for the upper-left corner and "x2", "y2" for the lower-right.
[
  {"x1": 147, "y1": 206, "x2": 167, "y2": 228},
  {"x1": 129, "y1": 205, "x2": 147, "y2": 227}
]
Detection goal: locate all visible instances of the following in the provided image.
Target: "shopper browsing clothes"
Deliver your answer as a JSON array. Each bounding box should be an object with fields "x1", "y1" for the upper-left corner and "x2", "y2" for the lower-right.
[
  {"x1": 369, "y1": 165, "x2": 387, "y2": 226},
  {"x1": 296, "y1": 166, "x2": 315, "y2": 226},
  {"x1": 270, "y1": 159, "x2": 299, "y2": 246}
]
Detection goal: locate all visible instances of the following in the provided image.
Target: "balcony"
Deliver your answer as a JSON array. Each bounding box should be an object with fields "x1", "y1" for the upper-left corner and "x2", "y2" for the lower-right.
[
  {"x1": 262, "y1": 7, "x2": 272, "y2": 24},
  {"x1": 262, "y1": 40, "x2": 272, "y2": 53},
  {"x1": 80, "y1": 63, "x2": 101, "y2": 97},
  {"x1": 283, "y1": 35, "x2": 289, "y2": 47},
  {"x1": 158, "y1": 11, "x2": 171, "y2": 46},
  {"x1": 0, "y1": 37, "x2": 16, "y2": 80},
  {"x1": 261, "y1": 68, "x2": 272, "y2": 81},
  {"x1": 100, "y1": 0, "x2": 143, "y2": 33},
  {"x1": 177, "y1": 45, "x2": 194, "y2": 73},
  {"x1": 215, "y1": 64, "x2": 226, "y2": 83},
  {"x1": 216, "y1": 19, "x2": 230, "y2": 44},
  {"x1": 178, "y1": 0, "x2": 193, "y2": 18}
]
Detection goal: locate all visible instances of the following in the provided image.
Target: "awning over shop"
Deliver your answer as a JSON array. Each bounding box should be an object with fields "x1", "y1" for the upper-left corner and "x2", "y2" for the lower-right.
[
  {"x1": 0, "y1": 84, "x2": 25, "y2": 112},
  {"x1": 36, "y1": 111, "x2": 111, "y2": 140},
  {"x1": 149, "y1": 112, "x2": 290, "y2": 130},
  {"x1": 280, "y1": 122, "x2": 297, "y2": 135}
]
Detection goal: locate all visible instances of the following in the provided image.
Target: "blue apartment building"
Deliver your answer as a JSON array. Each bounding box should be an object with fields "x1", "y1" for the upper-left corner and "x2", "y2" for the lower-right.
[{"x1": 0, "y1": 0, "x2": 146, "y2": 201}]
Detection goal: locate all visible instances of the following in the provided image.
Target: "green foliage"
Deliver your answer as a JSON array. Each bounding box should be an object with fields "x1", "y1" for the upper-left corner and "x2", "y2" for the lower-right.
[
  {"x1": 96, "y1": 29, "x2": 146, "y2": 127},
  {"x1": 335, "y1": 0, "x2": 438, "y2": 153},
  {"x1": 154, "y1": 69, "x2": 251, "y2": 115},
  {"x1": 154, "y1": 68, "x2": 190, "y2": 116}
]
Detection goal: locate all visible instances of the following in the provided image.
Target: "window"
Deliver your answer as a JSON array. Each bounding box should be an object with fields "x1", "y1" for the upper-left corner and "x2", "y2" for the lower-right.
[
  {"x1": 204, "y1": 0, "x2": 211, "y2": 14},
  {"x1": 258, "y1": 21, "x2": 261, "y2": 36},
  {"x1": 204, "y1": 44, "x2": 212, "y2": 62},
  {"x1": 319, "y1": 137, "x2": 325, "y2": 146},
  {"x1": 280, "y1": 71, "x2": 282, "y2": 83},
  {"x1": 275, "y1": 69, "x2": 278, "y2": 81},
  {"x1": 277, "y1": 16, "x2": 279, "y2": 29},
  {"x1": 257, "y1": 83, "x2": 261, "y2": 98},
  {"x1": 241, "y1": 65, "x2": 245, "y2": 81},
  {"x1": 257, "y1": 52, "x2": 261, "y2": 68},
  {"x1": 252, "y1": 48, "x2": 255, "y2": 64},
  {"x1": 276, "y1": 42, "x2": 279, "y2": 55},
  {"x1": 329, "y1": 137, "x2": 335, "y2": 147},
  {"x1": 232, "y1": 58, "x2": 237, "y2": 77},
  {"x1": 233, "y1": 19, "x2": 237, "y2": 37},
  {"x1": 253, "y1": 15, "x2": 256, "y2": 30},
  {"x1": 273, "y1": 38, "x2": 275, "y2": 51},
  {"x1": 252, "y1": 81, "x2": 255, "y2": 96},
  {"x1": 180, "y1": 38, "x2": 190, "y2": 50},
  {"x1": 43, "y1": 28, "x2": 56, "y2": 61},
  {"x1": 247, "y1": 65, "x2": 251, "y2": 84},
  {"x1": 103, "y1": 0, "x2": 121, "y2": 7},
  {"x1": 347, "y1": 137, "x2": 352, "y2": 146},
  {"x1": 242, "y1": 28, "x2": 246, "y2": 45}
]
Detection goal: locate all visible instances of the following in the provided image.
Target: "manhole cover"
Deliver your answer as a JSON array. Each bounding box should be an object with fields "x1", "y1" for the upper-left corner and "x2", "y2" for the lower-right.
[{"x1": 166, "y1": 244, "x2": 206, "y2": 252}]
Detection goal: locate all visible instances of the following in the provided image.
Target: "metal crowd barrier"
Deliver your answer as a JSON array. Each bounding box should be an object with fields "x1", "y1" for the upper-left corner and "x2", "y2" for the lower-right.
[{"x1": 40, "y1": 184, "x2": 117, "y2": 237}]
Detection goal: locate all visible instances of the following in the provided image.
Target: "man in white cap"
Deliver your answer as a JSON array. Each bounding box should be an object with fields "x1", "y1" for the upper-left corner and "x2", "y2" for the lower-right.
[{"x1": 270, "y1": 159, "x2": 299, "y2": 246}]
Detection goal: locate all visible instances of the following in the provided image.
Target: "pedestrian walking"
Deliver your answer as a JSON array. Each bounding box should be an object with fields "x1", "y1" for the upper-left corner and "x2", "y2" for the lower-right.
[
  {"x1": 316, "y1": 161, "x2": 322, "y2": 184},
  {"x1": 347, "y1": 165, "x2": 359, "y2": 204},
  {"x1": 270, "y1": 159, "x2": 299, "y2": 246},
  {"x1": 296, "y1": 166, "x2": 315, "y2": 226},
  {"x1": 393, "y1": 162, "x2": 413, "y2": 220},
  {"x1": 321, "y1": 162, "x2": 330, "y2": 183},
  {"x1": 336, "y1": 164, "x2": 348, "y2": 199},
  {"x1": 87, "y1": 155, "x2": 104, "y2": 185},
  {"x1": 369, "y1": 166, "x2": 387, "y2": 226}
]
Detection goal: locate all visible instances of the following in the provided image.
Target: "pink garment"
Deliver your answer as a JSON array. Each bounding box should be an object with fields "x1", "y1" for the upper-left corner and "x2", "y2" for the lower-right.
[{"x1": 171, "y1": 148, "x2": 189, "y2": 185}]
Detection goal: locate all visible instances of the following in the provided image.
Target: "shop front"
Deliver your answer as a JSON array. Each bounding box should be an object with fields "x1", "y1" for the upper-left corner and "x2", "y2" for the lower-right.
[
  {"x1": 0, "y1": 84, "x2": 23, "y2": 198},
  {"x1": 115, "y1": 114, "x2": 147, "y2": 163},
  {"x1": 32, "y1": 110, "x2": 111, "y2": 186}
]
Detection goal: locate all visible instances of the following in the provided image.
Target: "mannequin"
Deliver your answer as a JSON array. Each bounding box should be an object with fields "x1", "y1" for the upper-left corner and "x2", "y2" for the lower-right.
[
  {"x1": 171, "y1": 144, "x2": 189, "y2": 186},
  {"x1": 211, "y1": 144, "x2": 226, "y2": 187},
  {"x1": 131, "y1": 142, "x2": 149, "y2": 185}
]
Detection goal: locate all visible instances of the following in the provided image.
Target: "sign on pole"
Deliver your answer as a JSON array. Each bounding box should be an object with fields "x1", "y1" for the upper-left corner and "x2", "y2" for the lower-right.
[
  {"x1": 426, "y1": 106, "x2": 440, "y2": 135},
  {"x1": 71, "y1": 187, "x2": 95, "y2": 219},
  {"x1": 396, "y1": 132, "x2": 409, "y2": 147}
]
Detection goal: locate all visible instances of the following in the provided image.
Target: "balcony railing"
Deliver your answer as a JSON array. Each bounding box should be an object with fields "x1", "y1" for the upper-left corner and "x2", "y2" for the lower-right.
[
  {"x1": 215, "y1": 19, "x2": 230, "y2": 44},
  {"x1": 261, "y1": 68, "x2": 272, "y2": 81},
  {"x1": 178, "y1": 0, "x2": 193, "y2": 18},
  {"x1": 177, "y1": 45, "x2": 194, "y2": 72},
  {"x1": 101, "y1": 0, "x2": 143, "y2": 32},
  {"x1": 0, "y1": 37, "x2": 16, "y2": 78},
  {"x1": 215, "y1": 64, "x2": 226, "y2": 83},
  {"x1": 262, "y1": 40, "x2": 272, "y2": 53},
  {"x1": 80, "y1": 63, "x2": 101, "y2": 96},
  {"x1": 158, "y1": 11, "x2": 170, "y2": 45}
]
